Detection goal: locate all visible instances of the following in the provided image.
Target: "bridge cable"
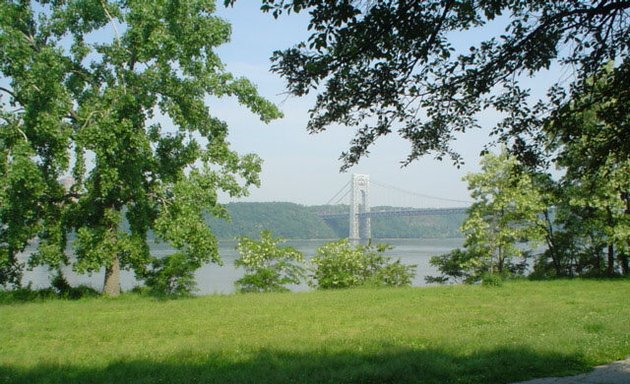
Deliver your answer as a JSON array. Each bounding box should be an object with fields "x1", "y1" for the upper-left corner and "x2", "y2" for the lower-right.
[
  {"x1": 370, "y1": 179, "x2": 473, "y2": 205},
  {"x1": 332, "y1": 188, "x2": 352, "y2": 206},
  {"x1": 324, "y1": 180, "x2": 351, "y2": 206}
]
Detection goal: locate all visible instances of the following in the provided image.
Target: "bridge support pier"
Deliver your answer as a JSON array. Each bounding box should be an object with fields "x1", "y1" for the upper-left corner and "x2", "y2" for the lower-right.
[{"x1": 350, "y1": 174, "x2": 371, "y2": 242}]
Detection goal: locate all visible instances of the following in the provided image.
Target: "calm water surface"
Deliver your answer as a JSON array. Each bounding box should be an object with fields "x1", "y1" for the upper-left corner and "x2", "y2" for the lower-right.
[{"x1": 21, "y1": 238, "x2": 463, "y2": 294}]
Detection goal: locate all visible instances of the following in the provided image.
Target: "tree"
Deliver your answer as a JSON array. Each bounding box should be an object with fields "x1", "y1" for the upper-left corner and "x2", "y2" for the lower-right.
[
  {"x1": 425, "y1": 248, "x2": 481, "y2": 284},
  {"x1": 310, "y1": 239, "x2": 416, "y2": 289},
  {"x1": 227, "y1": 0, "x2": 629, "y2": 171},
  {"x1": 526, "y1": 173, "x2": 579, "y2": 278},
  {"x1": 543, "y1": 62, "x2": 629, "y2": 175},
  {"x1": 540, "y1": 70, "x2": 630, "y2": 276},
  {"x1": 531, "y1": 163, "x2": 630, "y2": 278},
  {"x1": 234, "y1": 230, "x2": 306, "y2": 293},
  {"x1": 428, "y1": 150, "x2": 545, "y2": 283},
  {"x1": 462, "y1": 150, "x2": 545, "y2": 273},
  {"x1": 0, "y1": 1, "x2": 281, "y2": 294}
]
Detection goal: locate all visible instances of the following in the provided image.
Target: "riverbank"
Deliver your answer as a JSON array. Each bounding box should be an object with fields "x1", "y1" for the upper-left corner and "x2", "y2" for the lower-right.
[
  {"x1": 2, "y1": 280, "x2": 629, "y2": 383},
  {"x1": 21, "y1": 238, "x2": 465, "y2": 294}
]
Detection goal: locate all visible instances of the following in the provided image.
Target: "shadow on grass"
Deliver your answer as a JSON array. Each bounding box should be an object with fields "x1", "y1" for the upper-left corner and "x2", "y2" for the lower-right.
[{"x1": 0, "y1": 346, "x2": 592, "y2": 384}]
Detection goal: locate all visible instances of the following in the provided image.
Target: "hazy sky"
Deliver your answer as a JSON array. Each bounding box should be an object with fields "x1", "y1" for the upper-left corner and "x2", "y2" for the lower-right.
[{"x1": 211, "y1": 2, "x2": 524, "y2": 208}]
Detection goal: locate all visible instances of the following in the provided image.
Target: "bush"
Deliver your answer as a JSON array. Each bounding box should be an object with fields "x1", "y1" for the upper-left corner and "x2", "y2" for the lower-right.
[
  {"x1": 0, "y1": 285, "x2": 56, "y2": 303},
  {"x1": 234, "y1": 231, "x2": 306, "y2": 293},
  {"x1": 425, "y1": 248, "x2": 481, "y2": 284},
  {"x1": 310, "y1": 239, "x2": 416, "y2": 289},
  {"x1": 51, "y1": 273, "x2": 99, "y2": 299},
  {"x1": 143, "y1": 253, "x2": 198, "y2": 296},
  {"x1": 481, "y1": 272, "x2": 503, "y2": 287},
  {"x1": 427, "y1": 248, "x2": 529, "y2": 284},
  {"x1": 0, "y1": 273, "x2": 99, "y2": 303},
  {"x1": 0, "y1": 253, "x2": 26, "y2": 289}
]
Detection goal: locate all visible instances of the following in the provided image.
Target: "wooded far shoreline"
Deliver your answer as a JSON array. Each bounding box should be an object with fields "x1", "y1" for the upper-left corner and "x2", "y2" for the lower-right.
[{"x1": 205, "y1": 202, "x2": 465, "y2": 240}]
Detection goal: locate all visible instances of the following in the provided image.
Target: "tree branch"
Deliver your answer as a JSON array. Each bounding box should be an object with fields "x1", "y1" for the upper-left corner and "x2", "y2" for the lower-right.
[
  {"x1": 0, "y1": 86, "x2": 20, "y2": 103},
  {"x1": 100, "y1": 0, "x2": 122, "y2": 46}
]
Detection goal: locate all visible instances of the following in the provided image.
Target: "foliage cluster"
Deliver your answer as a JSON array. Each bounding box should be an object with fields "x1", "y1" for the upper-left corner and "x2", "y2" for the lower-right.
[
  {"x1": 227, "y1": 0, "x2": 628, "y2": 172},
  {"x1": 426, "y1": 59, "x2": 629, "y2": 284},
  {"x1": 429, "y1": 141, "x2": 628, "y2": 284},
  {"x1": 142, "y1": 253, "x2": 199, "y2": 297},
  {"x1": 233, "y1": 232, "x2": 416, "y2": 292},
  {"x1": 532, "y1": 67, "x2": 630, "y2": 279},
  {"x1": 427, "y1": 150, "x2": 540, "y2": 284},
  {"x1": 310, "y1": 239, "x2": 416, "y2": 289},
  {"x1": 234, "y1": 230, "x2": 305, "y2": 293},
  {"x1": 0, "y1": 1, "x2": 281, "y2": 295},
  {"x1": 0, "y1": 273, "x2": 98, "y2": 304}
]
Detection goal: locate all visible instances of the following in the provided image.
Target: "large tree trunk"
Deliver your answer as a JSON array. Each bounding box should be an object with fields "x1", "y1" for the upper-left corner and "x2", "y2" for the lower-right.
[
  {"x1": 4, "y1": 248, "x2": 22, "y2": 287},
  {"x1": 591, "y1": 233, "x2": 601, "y2": 272},
  {"x1": 103, "y1": 254, "x2": 121, "y2": 296},
  {"x1": 619, "y1": 251, "x2": 629, "y2": 276},
  {"x1": 606, "y1": 244, "x2": 615, "y2": 276},
  {"x1": 543, "y1": 211, "x2": 562, "y2": 276}
]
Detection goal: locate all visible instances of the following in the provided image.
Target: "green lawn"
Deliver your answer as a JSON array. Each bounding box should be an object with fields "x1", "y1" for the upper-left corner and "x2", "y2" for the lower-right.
[{"x1": 1, "y1": 280, "x2": 629, "y2": 383}]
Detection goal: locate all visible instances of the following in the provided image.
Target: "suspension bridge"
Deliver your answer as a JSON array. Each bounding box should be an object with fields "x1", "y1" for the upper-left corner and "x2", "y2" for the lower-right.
[{"x1": 318, "y1": 174, "x2": 470, "y2": 241}]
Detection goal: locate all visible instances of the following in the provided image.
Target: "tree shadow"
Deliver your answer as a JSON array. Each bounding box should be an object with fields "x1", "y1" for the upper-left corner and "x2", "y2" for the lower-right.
[{"x1": 0, "y1": 346, "x2": 598, "y2": 384}]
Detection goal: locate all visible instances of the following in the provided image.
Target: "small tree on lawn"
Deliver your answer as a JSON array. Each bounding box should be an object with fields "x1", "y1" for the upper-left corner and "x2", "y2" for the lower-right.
[
  {"x1": 428, "y1": 150, "x2": 545, "y2": 283},
  {"x1": 462, "y1": 150, "x2": 546, "y2": 275},
  {"x1": 234, "y1": 230, "x2": 305, "y2": 293}
]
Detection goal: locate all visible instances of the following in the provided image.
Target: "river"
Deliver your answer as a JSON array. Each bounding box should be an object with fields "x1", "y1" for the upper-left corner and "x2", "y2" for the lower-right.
[{"x1": 20, "y1": 238, "x2": 463, "y2": 295}]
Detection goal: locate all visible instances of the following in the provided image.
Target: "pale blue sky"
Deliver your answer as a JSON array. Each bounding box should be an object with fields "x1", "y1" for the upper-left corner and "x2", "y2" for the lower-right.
[{"x1": 211, "y1": 2, "x2": 519, "y2": 207}]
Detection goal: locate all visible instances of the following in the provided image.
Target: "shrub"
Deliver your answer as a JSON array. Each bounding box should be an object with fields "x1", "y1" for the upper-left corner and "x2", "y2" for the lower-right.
[
  {"x1": 51, "y1": 273, "x2": 99, "y2": 299},
  {"x1": 310, "y1": 239, "x2": 416, "y2": 289},
  {"x1": 0, "y1": 285, "x2": 56, "y2": 303},
  {"x1": 143, "y1": 253, "x2": 198, "y2": 296},
  {"x1": 427, "y1": 248, "x2": 529, "y2": 284},
  {"x1": 0, "y1": 274, "x2": 99, "y2": 303},
  {"x1": 481, "y1": 272, "x2": 504, "y2": 287},
  {"x1": 425, "y1": 248, "x2": 481, "y2": 284},
  {"x1": 234, "y1": 231, "x2": 306, "y2": 293}
]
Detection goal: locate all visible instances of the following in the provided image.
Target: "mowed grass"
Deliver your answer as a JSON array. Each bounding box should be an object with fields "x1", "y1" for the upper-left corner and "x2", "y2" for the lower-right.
[{"x1": 1, "y1": 280, "x2": 629, "y2": 384}]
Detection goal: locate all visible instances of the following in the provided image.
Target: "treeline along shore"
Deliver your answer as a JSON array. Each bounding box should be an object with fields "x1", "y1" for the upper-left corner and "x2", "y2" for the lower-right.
[{"x1": 205, "y1": 202, "x2": 465, "y2": 240}]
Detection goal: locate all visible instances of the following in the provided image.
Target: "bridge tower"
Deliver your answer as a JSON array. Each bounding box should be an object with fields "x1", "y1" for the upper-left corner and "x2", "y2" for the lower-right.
[{"x1": 349, "y1": 174, "x2": 371, "y2": 242}]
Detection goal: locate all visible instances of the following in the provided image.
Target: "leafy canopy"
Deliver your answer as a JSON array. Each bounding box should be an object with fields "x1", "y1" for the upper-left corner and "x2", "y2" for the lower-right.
[
  {"x1": 533, "y1": 68, "x2": 630, "y2": 277},
  {"x1": 227, "y1": 0, "x2": 629, "y2": 170},
  {"x1": 0, "y1": 0, "x2": 281, "y2": 293}
]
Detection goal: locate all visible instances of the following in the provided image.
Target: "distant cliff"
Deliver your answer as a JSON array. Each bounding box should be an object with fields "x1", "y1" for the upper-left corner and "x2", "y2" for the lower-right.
[{"x1": 206, "y1": 202, "x2": 465, "y2": 239}]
